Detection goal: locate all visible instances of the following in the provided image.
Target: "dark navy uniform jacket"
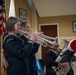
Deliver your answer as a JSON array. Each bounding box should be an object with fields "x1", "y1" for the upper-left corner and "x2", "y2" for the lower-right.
[
  {"x1": 46, "y1": 49, "x2": 58, "y2": 75},
  {"x1": 46, "y1": 49, "x2": 74, "y2": 75},
  {"x1": 46, "y1": 49, "x2": 58, "y2": 69},
  {"x1": 2, "y1": 34, "x2": 34, "y2": 75},
  {"x1": 19, "y1": 35, "x2": 39, "y2": 75},
  {"x1": 28, "y1": 43, "x2": 39, "y2": 75}
]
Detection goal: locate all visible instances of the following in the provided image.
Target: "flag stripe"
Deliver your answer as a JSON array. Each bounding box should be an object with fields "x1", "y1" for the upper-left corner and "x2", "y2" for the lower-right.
[
  {"x1": 0, "y1": 0, "x2": 7, "y2": 75},
  {"x1": 2, "y1": 50, "x2": 7, "y2": 75},
  {"x1": 0, "y1": 0, "x2": 6, "y2": 33},
  {"x1": 0, "y1": 21, "x2": 2, "y2": 25},
  {"x1": 0, "y1": 10, "x2": 2, "y2": 13},
  {"x1": 0, "y1": 5, "x2": 2, "y2": 27}
]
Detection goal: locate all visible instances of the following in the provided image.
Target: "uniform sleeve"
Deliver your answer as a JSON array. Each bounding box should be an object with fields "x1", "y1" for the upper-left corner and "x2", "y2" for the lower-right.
[
  {"x1": 29, "y1": 43, "x2": 40, "y2": 55},
  {"x1": 20, "y1": 35, "x2": 40, "y2": 55},
  {"x1": 4, "y1": 40, "x2": 33, "y2": 59},
  {"x1": 46, "y1": 51, "x2": 58, "y2": 67}
]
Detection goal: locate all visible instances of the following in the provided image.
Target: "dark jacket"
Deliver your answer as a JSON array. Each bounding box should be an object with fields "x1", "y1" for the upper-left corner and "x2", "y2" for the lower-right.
[
  {"x1": 46, "y1": 49, "x2": 74, "y2": 75},
  {"x1": 28, "y1": 43, "x2": 39, "y2": 75},
  {"x1": 46, "y1": 49, "x2": 58, "y2": 68},
  {"x1": 2, "y1": 34, "x2": 33, "y2": 75},
  {"x1": 46, "y1": 49, "x2": 58, "y2": 75},
  {"x1": 19, "y1": 35, "x2": 39, "y2": 75}
]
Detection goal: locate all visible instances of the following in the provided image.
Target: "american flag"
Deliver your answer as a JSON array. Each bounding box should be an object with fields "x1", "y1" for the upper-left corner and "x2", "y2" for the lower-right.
[
  {"x1": 0, "y1": 0, "x2": 7, "y2": 75},
  {"x1": 0, "y1": 0, "x2": 6, "y2": 34},
  {"x1": 2, "y1": 50, "x2": 7, "y2": 75}
]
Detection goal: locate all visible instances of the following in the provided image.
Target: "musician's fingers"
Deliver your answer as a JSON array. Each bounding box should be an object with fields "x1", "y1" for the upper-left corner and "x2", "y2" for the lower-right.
[
  {"x1": 30, "y1": 34, "x2": 37, "y2": 42},
  {"x1": 59, "y1": 63, "x2": 67, "y2": 68}
]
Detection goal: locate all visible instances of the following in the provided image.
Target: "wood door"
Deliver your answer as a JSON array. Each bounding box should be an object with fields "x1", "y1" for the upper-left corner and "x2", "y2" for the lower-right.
[{"x1": 41, "y1": 25, "x2": 57, "y2": 65}]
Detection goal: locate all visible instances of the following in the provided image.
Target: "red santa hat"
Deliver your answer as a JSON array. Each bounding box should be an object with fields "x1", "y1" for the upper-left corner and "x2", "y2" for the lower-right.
[{"x1": 67, "y1": 38, "x2": 76, "y2": 53}]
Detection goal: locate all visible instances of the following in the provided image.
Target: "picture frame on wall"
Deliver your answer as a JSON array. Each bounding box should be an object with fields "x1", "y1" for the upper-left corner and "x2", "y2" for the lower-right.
[
  {"x1": 72, "y1": 21, "x2": 76, "y2": 32},
  {"x1": 19, "y1": 8, "x2": 27, "y2": 19}
]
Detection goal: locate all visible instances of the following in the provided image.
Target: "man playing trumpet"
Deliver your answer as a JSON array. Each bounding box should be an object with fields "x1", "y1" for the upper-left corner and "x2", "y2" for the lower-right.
[{"x1": 19, "y1": 21, "x2": 43, "y2": 75}]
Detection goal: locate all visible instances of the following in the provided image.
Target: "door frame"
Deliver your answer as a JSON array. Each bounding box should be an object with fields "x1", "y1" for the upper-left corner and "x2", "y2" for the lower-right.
[{"x1": 37, "y1": 23, "x2": 59, "y2": 59}]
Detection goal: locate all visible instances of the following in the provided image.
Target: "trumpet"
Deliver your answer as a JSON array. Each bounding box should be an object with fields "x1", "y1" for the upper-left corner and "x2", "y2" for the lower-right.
[
  {"x1": 41, "y1": 34, "x2": 58, "y2": 41},
  {"x1": 19, "y1": 30, "x2": 57, "y2": 48}
]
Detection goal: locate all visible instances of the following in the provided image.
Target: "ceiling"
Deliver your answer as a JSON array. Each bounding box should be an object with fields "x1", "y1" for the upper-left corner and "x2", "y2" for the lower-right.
[{"x1": 32, "y1": 0, "x2": 76, "y2": 17}]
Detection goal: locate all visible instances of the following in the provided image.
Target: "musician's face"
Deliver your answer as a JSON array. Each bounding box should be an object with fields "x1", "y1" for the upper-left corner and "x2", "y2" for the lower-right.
[
  {"x1": 25, "y1": 23, "x2": 30, "y2": 31},
  {"x1": 53, "y1": 46, "x2": 59, "y2": 50},
  {"x1": 53, "y1": 43, "x2": 59, "y2": 50},
  {"x1": 14, "y1": 21, "x2": 21, "y2": 34}
]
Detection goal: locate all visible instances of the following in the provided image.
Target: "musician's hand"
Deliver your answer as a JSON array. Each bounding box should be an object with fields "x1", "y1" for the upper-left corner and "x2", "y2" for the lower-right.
[
  {"x1": 30, "y1": 34, "x2": 37, "y2": 42},
  {"x1": 37, "y1": 31, "x2": 43, "y2": 37},
  {"x1": 59, "y1": 63, "x2": 67, "y2": 69}
]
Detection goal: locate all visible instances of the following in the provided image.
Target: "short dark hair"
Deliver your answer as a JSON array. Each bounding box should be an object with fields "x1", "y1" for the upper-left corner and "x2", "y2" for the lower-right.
[
  {"x1": 21, "y1": 22, "x2": 27, "y2": 28},
  {"x1": 6, "y1": 16, "x2": 21, "y2": 32},
  {"x1": 20, "y1": 17, "x2": 27, "y2": 21}
]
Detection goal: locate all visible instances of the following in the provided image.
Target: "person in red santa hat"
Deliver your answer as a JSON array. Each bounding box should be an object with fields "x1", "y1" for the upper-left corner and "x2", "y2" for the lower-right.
[
  {"x1": 56, "y1": 38, "x2": 76, "y2": 60},
  {"x1": 55, "y1": 38, "x2": 76, "y2": 75},
  {"x1": 67, "y1": 38, "x2": 76, "y2": 53}
]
